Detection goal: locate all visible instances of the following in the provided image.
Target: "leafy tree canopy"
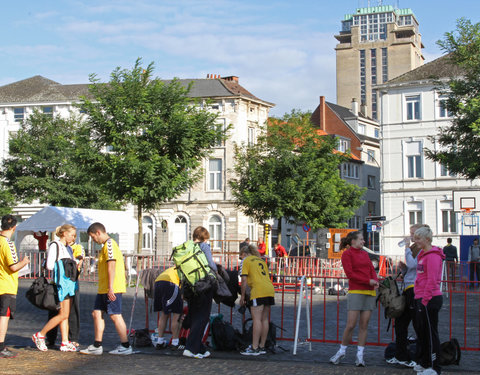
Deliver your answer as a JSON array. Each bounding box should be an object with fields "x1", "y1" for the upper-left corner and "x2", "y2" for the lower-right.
[
  {"x1": 81, "y1": 59, "x2": 225, "y2": 250},
  {"x1": 426, "y1": 18, "x2": 480, "y2": 179},
  {"x1": 229, "y1": 110, "x2": 364, "y2": 229},
  {"x1": 2, "y1": 111, "x2": 120, "y2": 209}
]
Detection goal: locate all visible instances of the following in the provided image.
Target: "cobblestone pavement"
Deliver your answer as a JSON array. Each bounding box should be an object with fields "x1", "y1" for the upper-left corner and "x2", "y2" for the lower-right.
[{"x1": 1, "y1": 280, "x2": 476, "y2": 375}]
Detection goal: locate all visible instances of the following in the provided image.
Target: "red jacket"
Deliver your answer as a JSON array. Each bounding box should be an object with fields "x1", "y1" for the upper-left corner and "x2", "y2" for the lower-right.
[
  {"x1": 274, "y1": 244, "x2": 287, "y2": 257},
  {"x1": 341, "y1": 247, "x2": 378, "y2": 290},
  {"x1": 258, "y1": 242, "x2": 266, "y2": 256}
]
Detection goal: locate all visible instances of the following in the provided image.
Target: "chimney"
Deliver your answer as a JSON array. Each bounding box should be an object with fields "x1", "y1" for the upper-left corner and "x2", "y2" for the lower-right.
[
  {"x1": 351, "y1": 98, "x2": 359, "y2": 116},
  {"x1": 319, "y1": 96, "x2": 326, "y2": 130},
  {"x1": 222, "y1": 76, "x2": 239, "y2": 82},
  {"x1": 360, "y1": 101, "x2": 368, "y2": 116}
]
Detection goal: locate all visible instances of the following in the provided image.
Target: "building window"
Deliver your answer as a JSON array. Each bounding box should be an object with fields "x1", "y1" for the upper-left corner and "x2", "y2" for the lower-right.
[
  {"x1": 367, "y1": 149, "x2": 376, "y2": 163},
  {"x1": 42, "y1": 106, "x2": 53, "y2": 117},
  {"x1": 338, "y1": 137, "x2": 351, "y2": 153},
  {"x1": 442, "y1": 210, "x2": 457, "y2": 233},
  {"x1": 382, "y1": 48, "x2": 388, "y2": 83},
  {"x1": 142, "y1": 216, "x2": 154, "y2": 250},
  {"x1": 371, "y1": 49, "x2": 377, "y2": 85},
  {"x1": 342, "y1": 163, "x2": 359, "y2": 179},
  {"x1": 359, "y1": 12, "x2": 389, "y2": 42},
  {"x1": 348, "y1": 216, "x2": 361, "y2": 229},
  {"x1": 14, "y1": 107, "x2": 25, "y2": 123},
  {"x1": 374, "y1": 128, "x2": 379, "y2": 138},
  {"x1": 247, "y1": 217, "x2": 255, "y2": 240},
  {"x1": 358, "y1": 124, "x2": 365, "y2": 134},
  {"x1": 248, "y1": 127, "x2": 255, "y2": 146},
  {"x1": 360, "y1": 50, "x2": 366, "y2": 105},
  {"x1": 368, "y1": 175, "x2": 376, "y2": 189},
  {"x1": 372, "y1": 90, "x2": 377, "y2": 120},
  {"x1": 438, "y1": 95, "x2": 453, "y2": 118},
  {"x1": 405, "y1": 141, "x2": 423, "y2": 178},
  {"x1": 208, "y1": 215, "x2": 223, "y2": 251},
  {"x1": 208, "y1": 159, "x2": 222, "y2": 191},
  {"x1": 406, "y1": 95, "x2": 421, "y2": 120},
  {"x1": 368, "y1": 201, "x2": 376, "y2": 215},
  {"x1": 440, "y1": 163, "x2": 455, "y2": 177}
]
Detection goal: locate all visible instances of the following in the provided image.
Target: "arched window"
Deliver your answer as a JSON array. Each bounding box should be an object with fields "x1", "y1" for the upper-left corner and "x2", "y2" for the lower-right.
[
  {"x1": 247, "y1": 217, "x2": 256, "y2": 240},
  {"x1": 172, "y1": 215, "x2": 188, "y2": 247},
  {"x1": 142, "y1": 216, "x2": 154, "y2": 250},
  {"x1": 208, "y1": 215, "x2": 223, "y2": 251}
]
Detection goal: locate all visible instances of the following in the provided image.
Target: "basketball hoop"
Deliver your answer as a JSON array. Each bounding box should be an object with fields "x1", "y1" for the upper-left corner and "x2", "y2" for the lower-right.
[{"x1": 462, "y1": 208, "x2": 477, "y2": 227}]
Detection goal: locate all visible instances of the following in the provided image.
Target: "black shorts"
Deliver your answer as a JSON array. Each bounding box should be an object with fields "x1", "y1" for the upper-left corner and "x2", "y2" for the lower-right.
[
  {"x1": 153, "y1": 281, "x2": 182, "y2": 314},
  {"x1": 251, "y1": 296, "x2": 275, "y2": 307},
  {"x1": 0, "y1": 294, "x2": 16, "y2": 319}
]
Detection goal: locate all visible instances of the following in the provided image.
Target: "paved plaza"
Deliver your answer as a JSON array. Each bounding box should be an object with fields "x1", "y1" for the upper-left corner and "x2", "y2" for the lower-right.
[{"x1": 1, "y1": 279, "x2": 476, "y2": 375}]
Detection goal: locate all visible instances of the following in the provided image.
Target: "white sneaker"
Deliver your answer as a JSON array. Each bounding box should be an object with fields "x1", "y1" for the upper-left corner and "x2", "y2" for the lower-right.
[
  {"x1": 183, "y1": 349, "x2": 203, "y2": 358},
  {"x1": 32, "y1": 332, "x2": 48, "y2": 352},
  {"x1": 60, "y1": 341, "x2": 78, "y2": 352},
  {"x1": 109, "y1": 344, "x2": 132, "y2": 355},
  {"x1": 329, "y1": 349, "x2": 345, "y2": 365},
  {"x1": 386, "y1": 357, "x2": 416, "y2": 367},
  {"x1": 201, "y1": 350, "x2": 211, "y2": 358},
  {"x1": 414, "y1": 363, "x2": 427, "y2": 372},
  {"x1": 80, "y1": 344, "x2": 103, "y2": 355},
  {"x1": 355, "y1": 354, "x2": 366, "y2": 367},
  {"x1": 419, "y1": 368, "x2": 438, "y2": 375}
]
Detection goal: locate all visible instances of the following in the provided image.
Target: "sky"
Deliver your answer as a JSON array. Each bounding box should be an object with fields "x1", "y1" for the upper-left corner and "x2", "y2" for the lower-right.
[{"x1": 2, "y1": 0, "x2": 480, "y2": 116}]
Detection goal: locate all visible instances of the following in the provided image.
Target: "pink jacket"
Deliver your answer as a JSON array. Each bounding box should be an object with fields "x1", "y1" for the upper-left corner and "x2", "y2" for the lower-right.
[{"x1": 414, "y1": 246, "x2": 445, "y2": 306}]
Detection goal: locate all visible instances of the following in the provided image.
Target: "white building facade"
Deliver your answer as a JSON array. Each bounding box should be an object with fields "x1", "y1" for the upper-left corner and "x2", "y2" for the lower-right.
[
  {"x1": 0, "y1": 75, "x2": 273, "y2": 254},
  {"x1": 378, "y1": 55, "x2": 479, "y2": 256}
]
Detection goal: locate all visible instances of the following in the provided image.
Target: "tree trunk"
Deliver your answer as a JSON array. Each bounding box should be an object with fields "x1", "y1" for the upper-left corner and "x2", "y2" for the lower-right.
[
  {"x1": 277, "y1": 217, "x2": 283, "y2": 244},
  {"x1": 137, "y1": 204, "x2": 143, "y2": 254}
]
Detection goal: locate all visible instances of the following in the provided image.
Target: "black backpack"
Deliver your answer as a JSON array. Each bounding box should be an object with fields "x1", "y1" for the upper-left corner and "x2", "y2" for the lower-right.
[
  {"x1": 131, "y1": 328, "x2": 153, "y2": 348},
  {"x1": 210, "y1": 316, "x2": 241, "y2": 351},
  {"x1": 439, "y1": 338, "x2": 461, "y2": 366}
]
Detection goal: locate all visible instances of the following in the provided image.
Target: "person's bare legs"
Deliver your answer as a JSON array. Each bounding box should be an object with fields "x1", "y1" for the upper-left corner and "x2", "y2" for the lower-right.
[
  {"x1": 0, "y1": 317, "x2": 9, "y2": 343},
  {"x1": 259, "y1": 305, "x2": 271, "y2": 348},
  {"x1": 93, "y1": 310, "x2": 105, "y2": 342},
  {"x1": 250, "y1": 305, "x2": 265, "y2": 349},
  {"x1": 357, "y1": 310, "x2": 372, "y2": 346},
  {"x1": 110, "y1": 314, "x2": 128, "y2": 343},
  {"x1": 39, "y1": 299, "x2": 70, "y2": 337},
  {"x1": 341, "y1": 310, "x2": 360, "y2": 346}
]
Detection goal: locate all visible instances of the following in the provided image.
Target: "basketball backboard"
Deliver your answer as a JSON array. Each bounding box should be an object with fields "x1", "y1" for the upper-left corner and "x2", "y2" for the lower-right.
[{"x1": 453, "y1": 190, "x2": 480, "y2": 212}]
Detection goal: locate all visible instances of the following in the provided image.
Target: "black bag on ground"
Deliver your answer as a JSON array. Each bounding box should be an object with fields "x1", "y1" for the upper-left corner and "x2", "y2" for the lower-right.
[
  {"x1": 384, "y1": 340, "x2": 417, "y2": 360},
  {"x1": 25, "y1": 276, "x2": 60, "y2": 311},
  {"x1": 131, "y1": 328, "x2": 152, "y2": 348},
  {"x1": 210, "y1": 315, "x2": 241, "y2": 351},
  {"x1": 439, "y1": 338, "x2": 461, "y2": 366}
]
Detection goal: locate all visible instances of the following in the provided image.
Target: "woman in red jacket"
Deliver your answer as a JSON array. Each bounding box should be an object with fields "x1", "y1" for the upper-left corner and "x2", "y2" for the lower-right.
[{"x1": 330, "y1": 231, "x2": 379, "y2": 367}]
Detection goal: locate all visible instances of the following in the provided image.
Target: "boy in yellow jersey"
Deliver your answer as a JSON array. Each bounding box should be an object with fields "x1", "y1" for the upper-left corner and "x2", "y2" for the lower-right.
[
  {"x1": 239, "y1": 245, "x2": 275, "y2": 356},
  {"x1": 0, "y1": 215, "x2": 30, "y2": 358},
  {"x1": 80, "y1": 222, "x2": 131, "y2": 355},
  {"x1": 153, "y1": 266, "x2": 182, "y2": 349}
]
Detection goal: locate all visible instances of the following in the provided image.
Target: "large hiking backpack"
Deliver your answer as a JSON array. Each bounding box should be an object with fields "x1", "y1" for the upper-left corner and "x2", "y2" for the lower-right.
[
  {"x1": 377, "y1": 274, "x2": 405, "y2": 319},
  {"x1": 210, "y1": 314, "x2": 242, "y2": 351},
  {"x1": 439, "y1": 338, "x2": 461, "y2": 366},
  {"x1": 171, "y1": 240, "x2": 216, "y2": 295}
]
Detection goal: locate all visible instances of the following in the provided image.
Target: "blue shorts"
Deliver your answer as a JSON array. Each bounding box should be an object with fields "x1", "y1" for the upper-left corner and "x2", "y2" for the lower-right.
[
  {"x1": 153, "y1": 281, "x2": 182, "y2": 314},
  {"x1": 94, "y1": 293, "x2": 123, "y2": 315}
]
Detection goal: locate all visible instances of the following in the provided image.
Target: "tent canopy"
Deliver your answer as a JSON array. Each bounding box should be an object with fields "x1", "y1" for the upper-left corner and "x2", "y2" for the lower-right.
[{"x1": 16, "y1": 206, "x2": 138, "y2": 234}]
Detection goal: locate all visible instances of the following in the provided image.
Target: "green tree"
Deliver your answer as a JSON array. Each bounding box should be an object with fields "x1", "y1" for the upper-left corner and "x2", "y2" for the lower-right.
[
  {"x1": 229, "y1": 110, "x2": 364, "y2": 232},
  {"x1": 425, "y1": 18, "x2": 480, "y2": 178},
  {"x1": 81, "y1": 59, "x2": 223, "y2": 252},
  {"x1": 0, "y1": 186, "x2": 14, "y2": 216},
  {"x1": 2, "y1": 111, "x2": 120, "y2": 209}
]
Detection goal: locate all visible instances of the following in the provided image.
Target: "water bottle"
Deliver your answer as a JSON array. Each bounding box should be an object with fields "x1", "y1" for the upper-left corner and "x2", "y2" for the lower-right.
[{"x1": 398, "y1": 238, "x2": 408, "y2": 247}]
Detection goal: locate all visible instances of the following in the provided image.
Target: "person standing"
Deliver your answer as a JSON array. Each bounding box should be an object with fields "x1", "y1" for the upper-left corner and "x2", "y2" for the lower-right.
[
  {"x1": 274, "y1": 243, "x2": 287, "y2": 258},
  {"x1": 468, "y1": 238, "x2": 480, "y2": 289},
  {"x1": 33, "y1": 224, "x2": 79, "y2": 352},
  {"x1": 239, "y1": 238, "x2": 250, "y2": 251},
  {"x1": 182, "y1": 226, "x2": 217, "y2": 359},
  {"x1": 257, "y1": 238, "x2": 266, "y2": 257},
  {"x1": 413, "y1": 226, "x2": 445, "y2": 375},
  {"x1": 386, "y1": 223, "x2": 425, "y2": 368},
  {"x1": 443, "y1": 238, "x2": 458, "y2": 286},
  {"x1": 0, "y1": 215, "x2": 30, "y2": 358},
  {"x1": 33, "y1": 231, "x2": 49, "y2": 252},
  {"x1": 80, "y1": 222, "x2": 131, "y2": 355},
  {"x1": 239, "y1": 244, "x2": 275, "y2": 356},
  {"x1": 330, "y1": 231, "x2": 379, "y2": 367},
  {"x1": 153, "y1": 266, "x2": 182, "y2": 349}
]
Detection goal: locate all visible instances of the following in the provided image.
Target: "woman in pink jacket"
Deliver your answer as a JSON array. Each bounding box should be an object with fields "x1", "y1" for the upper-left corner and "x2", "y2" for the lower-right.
[
  {"x1": 330, "y1": 231, "x2": 379, "y2": 367},
  {"x1": 413, "y1": 226, "x2": 445, "y2": 375}
]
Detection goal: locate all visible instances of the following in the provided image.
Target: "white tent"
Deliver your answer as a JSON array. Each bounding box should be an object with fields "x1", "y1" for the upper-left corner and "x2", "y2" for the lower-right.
[{"x1": 15, "y1": 206, "x2": 138, "y2": 252}]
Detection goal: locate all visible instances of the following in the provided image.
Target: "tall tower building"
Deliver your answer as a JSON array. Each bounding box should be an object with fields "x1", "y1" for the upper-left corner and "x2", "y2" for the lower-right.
[{"x1": 335, "y1": 5, "x2": 424, "y2": 120}]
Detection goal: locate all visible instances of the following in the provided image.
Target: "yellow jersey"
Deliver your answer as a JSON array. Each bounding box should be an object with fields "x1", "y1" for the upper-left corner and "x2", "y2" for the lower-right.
[
  {"x1": 0, "y1": 236, "x2": 19, "y2": 295},
  {"x1": 71, "y1": 244, "x2": 85, "y2": 259},
  {"x1": 240, "y1": 255, "x2": 275, "y2": 300},
  {"x1": 97, "y1": 238, "x2": 126, "y2": 294},
  {"x1": 155, "y1": 267, "x2": 180, "y2": 286}
]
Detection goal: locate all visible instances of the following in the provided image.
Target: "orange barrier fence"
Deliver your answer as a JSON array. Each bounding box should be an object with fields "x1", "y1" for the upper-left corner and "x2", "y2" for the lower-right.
[{"x1": 18, "y1": 252, "x2": 480, "y2": 351}]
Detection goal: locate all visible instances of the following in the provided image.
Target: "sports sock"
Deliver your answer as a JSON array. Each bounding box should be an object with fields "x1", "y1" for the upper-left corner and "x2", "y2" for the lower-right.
[
  {"x1": 339, "y1": 344, "x2": 347, "y2": 354},
  {"x1": 121, "y1": 341, "x2": 130, "y2": 348},
  {"x1": 0, "y1": 342, "x2": 5, "y2": 351},
  {"x1": 94, "y1": 341, "x2": 102, "y2": 348},
  {"x1": 357, "y1": 345, "x2": 365, "y2": 356},
  {"x1": 171, "y1": 338, "x2": 179, "y2": 346}
]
